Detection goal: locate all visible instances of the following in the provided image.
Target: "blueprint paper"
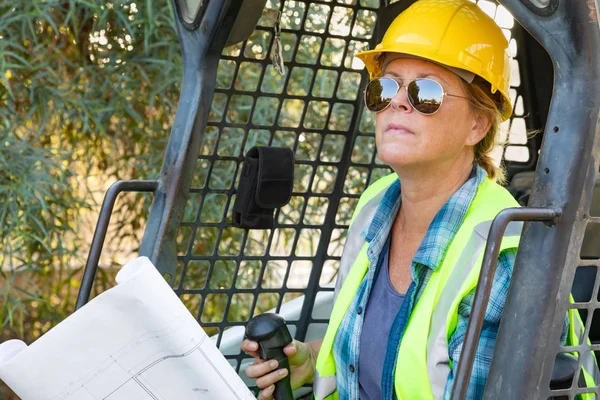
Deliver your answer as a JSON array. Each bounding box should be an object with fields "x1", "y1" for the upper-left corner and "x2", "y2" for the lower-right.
[{"x1": 0, "y1": 257, "x2": 255, "y2": 400}]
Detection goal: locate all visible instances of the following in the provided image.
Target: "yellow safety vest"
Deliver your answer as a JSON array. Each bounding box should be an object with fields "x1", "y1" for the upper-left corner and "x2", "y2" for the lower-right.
[
  {"x1": 568, "y1": 306, "x2": 599, "y2": 398},
  {"x1": 313, "y1": 173, "x2": 596, "y2": 399}
]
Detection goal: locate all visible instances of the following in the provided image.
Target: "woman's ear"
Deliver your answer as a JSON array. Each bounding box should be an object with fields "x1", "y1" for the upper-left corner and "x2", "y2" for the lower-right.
[{"x1": 466, "y1": 113, "x2": 492, "y2": 146}]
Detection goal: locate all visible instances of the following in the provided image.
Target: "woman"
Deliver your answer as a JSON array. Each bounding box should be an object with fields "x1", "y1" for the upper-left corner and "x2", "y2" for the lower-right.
[{"x1": 243, "y1": 0, "x2": 523, "y2": 398}]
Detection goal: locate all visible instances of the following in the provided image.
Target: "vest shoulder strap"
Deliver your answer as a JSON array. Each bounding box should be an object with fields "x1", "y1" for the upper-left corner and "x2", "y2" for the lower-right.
[
  {"x1": 334, "y1": 173, "x2": 398, "y2": 300},
  {"x1": 349, "y1": 172, "x2": 398, "y2": 226}
]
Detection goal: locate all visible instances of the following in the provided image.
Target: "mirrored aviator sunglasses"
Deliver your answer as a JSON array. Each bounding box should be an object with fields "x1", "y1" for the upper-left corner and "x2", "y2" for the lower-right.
[{"x1": 364, "y1": 77, "x2": 466, "y2": 115}]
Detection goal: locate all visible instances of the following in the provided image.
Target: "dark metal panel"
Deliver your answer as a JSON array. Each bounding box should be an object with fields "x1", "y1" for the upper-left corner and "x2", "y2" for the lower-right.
[
  {"x1": 484, "y1": 0, "x2": 600, "y2": 398},
  {"x1": 139, "y1": 0, "x2": 244, "y2": 279}
]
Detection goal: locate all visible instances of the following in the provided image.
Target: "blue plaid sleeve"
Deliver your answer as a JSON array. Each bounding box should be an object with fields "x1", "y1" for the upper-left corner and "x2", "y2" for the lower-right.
[
  {"x1": 443, "y1": 248, "x2": 517, "y2": 400},
  {"x1": 561, "y1": 307, "x2": 569, "y2": 345}
]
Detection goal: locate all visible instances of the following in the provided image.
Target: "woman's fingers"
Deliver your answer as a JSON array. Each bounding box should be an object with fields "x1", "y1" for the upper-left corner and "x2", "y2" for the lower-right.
[
  {"x1": 258, "y1": 385, "x2": 275, "y2": 400},
  {"x1": 255, "y1": 367, "x2": 289, "y2": 390},
  {"x1": 245, "y1": 359, "x2": 279, "y2": 380},
  {"x1": 284, "y1": 340, "x2": 311, "y2": 366},
  {"x1": 241, "y1": 339, "x2": 260, "y2": 359},
  {"x1": 243, "y1": 339, "x2": 303, "y2": 365},
  {"x1": 242, "y1": 339, "x2": 307, "y2": 394},
  {"x1": 283, "y1": 341, "x2": 297, "y2": 357}
]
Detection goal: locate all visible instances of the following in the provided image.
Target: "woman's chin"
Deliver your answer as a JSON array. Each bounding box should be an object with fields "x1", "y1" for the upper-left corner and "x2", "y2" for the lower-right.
[{"x1": 378, "y1": 150, "x2": 420, "y2": 168}]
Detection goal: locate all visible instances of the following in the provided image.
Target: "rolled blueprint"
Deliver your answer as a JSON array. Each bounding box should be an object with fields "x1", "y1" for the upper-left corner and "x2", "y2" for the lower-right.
[{"x1": 0, "y1": 257, "x2": 256, "y2": 400}]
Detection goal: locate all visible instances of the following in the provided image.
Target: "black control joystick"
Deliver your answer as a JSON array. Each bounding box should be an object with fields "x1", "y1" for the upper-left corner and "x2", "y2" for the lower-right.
[{"x1": 245, "y1": 313, "x2": 294, "y2": 400}]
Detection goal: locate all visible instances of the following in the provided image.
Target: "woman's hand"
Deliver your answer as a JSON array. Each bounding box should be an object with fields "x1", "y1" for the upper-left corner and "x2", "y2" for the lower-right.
[{"x1": 242, "y1": 339, "x2": 321, "y2": 400}]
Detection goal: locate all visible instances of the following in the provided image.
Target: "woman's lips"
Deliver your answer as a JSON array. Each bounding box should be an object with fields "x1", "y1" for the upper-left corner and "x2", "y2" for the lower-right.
[{"x1": 385, "y1": 124, "x2": 414, "y2": 135}]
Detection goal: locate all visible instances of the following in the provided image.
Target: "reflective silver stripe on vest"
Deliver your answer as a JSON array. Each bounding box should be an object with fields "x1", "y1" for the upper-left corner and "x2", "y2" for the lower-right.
[
  {"x1": 313, "y1": 370, "x2": 338, "y2": 399},
  {"x1": 317, "y1": 185, "x2": 391, "y2": 399},
  {"x1": 572, "y1": 316, "x2": 600, "y2": 385},
  {"x1": 425, "y1": 221, "x2": 523, "y2": 399},
  {"x1": 333, "y1": 188, "x2": 390, "y2": 303}
]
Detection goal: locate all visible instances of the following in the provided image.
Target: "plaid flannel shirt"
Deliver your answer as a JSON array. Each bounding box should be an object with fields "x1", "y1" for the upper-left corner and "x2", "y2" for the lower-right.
[{"x1": 331, "y1": 165, "x2": 564, "y2": 399}]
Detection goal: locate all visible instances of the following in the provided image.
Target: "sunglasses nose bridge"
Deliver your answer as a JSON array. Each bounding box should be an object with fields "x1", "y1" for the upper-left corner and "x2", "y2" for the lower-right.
[{"x1": 389, "y1": 83, "x2": 413, "y2": 113}]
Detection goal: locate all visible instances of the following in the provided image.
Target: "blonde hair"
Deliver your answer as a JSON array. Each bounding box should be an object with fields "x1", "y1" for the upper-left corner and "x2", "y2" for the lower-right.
[{"x1": 461, "y1": 76, "x2": 507, "y2": 184}]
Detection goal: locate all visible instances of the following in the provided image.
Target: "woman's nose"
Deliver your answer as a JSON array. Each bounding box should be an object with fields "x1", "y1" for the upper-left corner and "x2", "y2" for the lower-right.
[{"x1": 388, "y1": 86, "x2": 412, "y2": 113}]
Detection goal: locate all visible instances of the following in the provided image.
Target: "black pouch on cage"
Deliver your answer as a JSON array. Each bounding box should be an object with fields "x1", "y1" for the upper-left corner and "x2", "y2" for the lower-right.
[{"x1": 232, "y1": 146, "x2": 294, "y2": 229}]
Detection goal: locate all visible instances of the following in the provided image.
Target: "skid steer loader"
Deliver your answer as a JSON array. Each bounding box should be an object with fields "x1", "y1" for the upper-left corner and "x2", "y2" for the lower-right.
[{"x1": 75, "y1": 0, "x2": 600, "y2": 398}]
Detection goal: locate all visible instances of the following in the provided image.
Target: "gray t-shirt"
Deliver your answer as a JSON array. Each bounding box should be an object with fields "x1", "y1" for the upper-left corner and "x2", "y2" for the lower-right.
[{"x1": 358, "y1": 247, "x2": 406, "y2": 400}]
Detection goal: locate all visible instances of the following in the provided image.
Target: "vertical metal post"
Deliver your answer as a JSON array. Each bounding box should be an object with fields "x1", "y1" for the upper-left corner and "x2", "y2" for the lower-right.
[
  {"x1": 139, "y1": 0, "x2": 244, "y2": 278},
  {"x1": 483, "y1": 0, "x2": 600, "y2": 398}
]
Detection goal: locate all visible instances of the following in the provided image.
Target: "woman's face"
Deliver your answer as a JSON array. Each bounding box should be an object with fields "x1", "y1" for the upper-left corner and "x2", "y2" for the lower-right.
[{"x1": 374, "y1": 57, "x2": 488, "y2": 172}]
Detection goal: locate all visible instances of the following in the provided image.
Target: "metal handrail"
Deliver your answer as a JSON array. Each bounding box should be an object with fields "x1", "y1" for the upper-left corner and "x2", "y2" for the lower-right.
[
  {"x1": 75, "y1": 180, "x2": 158, "y2": 310},
  {"x1": 451, "y1": 207, "x2": 562, "y2": 399}
]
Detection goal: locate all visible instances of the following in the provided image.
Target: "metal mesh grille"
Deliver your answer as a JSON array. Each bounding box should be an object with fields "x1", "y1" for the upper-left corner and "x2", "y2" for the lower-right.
[
  {"x1": 170, "y1": 0, "x2": 535, "y2": 393},
  {"x1": 552, "y1": 184, "x2": 600, "y2": 398},
  {"x1": 174, "y1": 1, "x2": 383, "y2": 391}
]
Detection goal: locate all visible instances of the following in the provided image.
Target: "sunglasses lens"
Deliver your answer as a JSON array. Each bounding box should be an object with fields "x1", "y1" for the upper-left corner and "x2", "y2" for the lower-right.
[
  {"x1": 407, "y1": 79, "x2": 444, "y2": 114},
  {"x1": 365, "y1": 78, "x2": 399, "y2": 112}
]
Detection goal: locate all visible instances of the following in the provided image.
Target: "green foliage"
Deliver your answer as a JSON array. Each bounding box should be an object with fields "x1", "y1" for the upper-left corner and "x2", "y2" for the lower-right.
[
  {"x1": 0, "y1": 0, "x2": 182, "y2": 342},
  {"x1": 0, "y1": 1, "x2": 383, "y2": 397},
  {"x1": 0, "y1": 0, "x2": 380, "y2": 355}
]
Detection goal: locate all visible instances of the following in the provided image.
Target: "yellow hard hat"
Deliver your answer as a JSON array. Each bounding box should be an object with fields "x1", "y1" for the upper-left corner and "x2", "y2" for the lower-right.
[{"x1": 355, "y1": 0, "x2": 513, "y2": 120}]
